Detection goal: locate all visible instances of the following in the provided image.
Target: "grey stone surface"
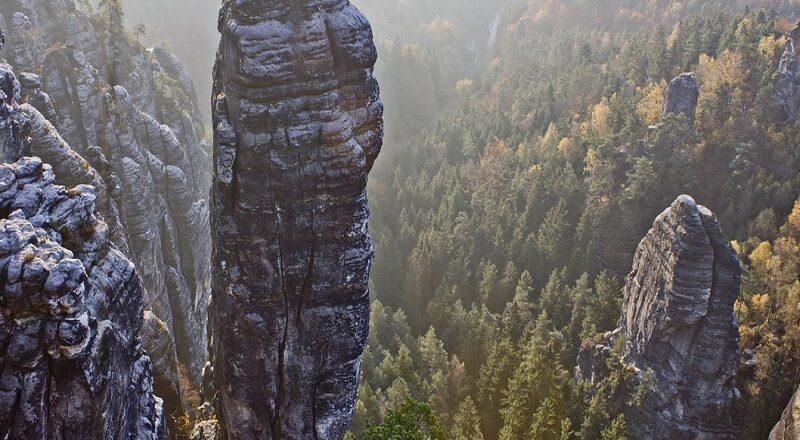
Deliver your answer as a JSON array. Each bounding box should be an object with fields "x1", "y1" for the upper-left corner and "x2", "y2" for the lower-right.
[
  {"x1": 191, "y1": 420, "x2": 220, "y2": 440},
  {"x1": 0, "y1": 157, "x2": 165, "y2": 439},
  {"x1": 662, "y1": 72, "x2": 699, "y2": 123},
  {"x1": 771, "y1": 389, "x2": 800, "y2": 440},
  {"x1": 0, "y1": 0, "x2": 212, "y2": 393},
  {"x1": 211, "y1": 1, "x2": 383, "y2": 438},
  {"x1": 579, "y1": 195, "x2": 743, "y2": 440},
  {"x1": 0, "y1": 59, "x2": 29, "y2": 163},
  {"x1": 779, "y1": 22, "x2": 800, "y2": 121}
]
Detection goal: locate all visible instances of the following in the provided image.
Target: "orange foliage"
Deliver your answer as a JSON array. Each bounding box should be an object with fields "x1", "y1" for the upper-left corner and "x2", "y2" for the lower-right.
[
  {"x1": 467, "y1": 139, "x2": 511, "y2": 193},
  {"x1": 774, "y1": 17, "x2": 795, "y2": 34}
]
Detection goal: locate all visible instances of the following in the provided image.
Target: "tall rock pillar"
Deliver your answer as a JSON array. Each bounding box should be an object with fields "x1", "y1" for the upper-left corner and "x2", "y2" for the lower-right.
[
  {"x1": 578, "y1": 196, "x2": 743, "y2": 439},
  {"x1": 210, "y1": 1, "x2": 383, "y2": 439}
]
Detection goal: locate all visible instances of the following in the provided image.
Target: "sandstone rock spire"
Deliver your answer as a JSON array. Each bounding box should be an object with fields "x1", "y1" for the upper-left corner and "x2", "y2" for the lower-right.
[
  {"x1": 211, "y1": 1, "x2": 383, "y2": 439},
  {"x1": 662, "y1": 72, "x2": 699, "y2": 123},
  {"x1": 579, "y1": 195, "x2": 743, "y2": 439},
  {"x1": 778, "y1": 21, "x2": 800, "y2": 121},
  {"x1": 771, "y1": 390, "x2": 800, "y2": 440}
]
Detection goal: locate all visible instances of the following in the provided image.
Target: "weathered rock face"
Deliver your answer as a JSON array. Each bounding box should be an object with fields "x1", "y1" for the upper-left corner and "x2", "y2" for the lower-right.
[
  {"x1": 0, "y1": 57, "x2": 29, "y2": 163},
  {"x1": 211, "y1": 1, "x2": 383, "y2": 438},
  {"x1": 0, "y1": 0, "x2": 212, "y2": 405},
  {"x1": 771, "y1": 389, "x2": 800, "y2": 440},
  {"x1": 0, "y1": 157, "x2": 165, "y2": 439},
  {"x1": 579, "y1": 195, "x2": 743, "y2": 440},
  {"x1": 778, "y1": 22, "x2": 800, "y2": 121},
  {"x1": 620, "y1": 195, "x2": 742, "y2": 439},
  {"x1": 662, "y1": 72, "x2": 699, "y2": 123}
]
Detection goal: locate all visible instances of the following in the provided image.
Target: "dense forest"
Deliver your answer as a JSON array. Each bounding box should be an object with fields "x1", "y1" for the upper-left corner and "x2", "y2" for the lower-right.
[
  {"x1": 356, "y1": 2, "x2": 800, "y2": 439},
  {"x1": 109, "y1": 0, "x2": 800, "y2": 438}
]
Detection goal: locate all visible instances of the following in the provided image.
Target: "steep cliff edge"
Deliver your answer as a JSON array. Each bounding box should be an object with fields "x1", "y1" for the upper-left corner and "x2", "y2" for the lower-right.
[
  {"x1": 579, "y1": 195, "x2": 743, "y2": 439},
  {"x1": 771, "y1": 389, "x2": 800, "y2": 440},
  {"x1": 0, "y1": 0, "x2": 211, "y2": 410},
  {"x1": 0, "y1": 157, "x2": 166, "y2": 439},
  {"x1": 211, "y1": 1, "x2": 383, "y2": 438},
  {"x1": 778, "y1": 21, "x2": 800, "y2": 121}
]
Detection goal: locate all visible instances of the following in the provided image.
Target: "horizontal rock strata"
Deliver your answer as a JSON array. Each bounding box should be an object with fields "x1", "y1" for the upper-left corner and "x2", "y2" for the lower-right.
[
  {"x1": 771, "y1": 390, "x2": 800, "y2": 440},
  {"x1": 579, "y1": 195, "x2": 743, "y2": 440},
  {"x1": 211, "y1": 1, "x2": 383, "y2": 438}
]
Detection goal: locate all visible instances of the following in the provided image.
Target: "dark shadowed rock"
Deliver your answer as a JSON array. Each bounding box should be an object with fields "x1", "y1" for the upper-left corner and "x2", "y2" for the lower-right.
[
  {"x1": 211, "y1": 0, "x2": 383, "y2": 438},
  {"x1": 141, "y1": 310, "x2": 188, "y2": 430},
  {"x1": 662, "y1": 72, "x2": 699, "y2": 123},
  {"x1": 0, "y1": 157, "x2": 165, "y2": 439},
  {"x1": 779, "y1": 22, "x2": 800, "y2": 121},
  {"x1": 771, "y1": 389, "x2": 800, "y2": 440},
  {"x1": 578, "y1": 195, "x2": 743, "y2": 440},
  {"x1": 19, "y1": 72, "x2": 57, "y2": 124},
  {"x1": 0, "y1": 62, "x2": 29, "y2": 162},
  {"x1": 0, "y1": 0, "x2": 212, "y2": 395}
]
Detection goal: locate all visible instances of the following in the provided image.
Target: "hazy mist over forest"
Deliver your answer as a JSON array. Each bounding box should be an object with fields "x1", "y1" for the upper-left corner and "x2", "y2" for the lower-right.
[
  {"x1": 5, "y1": 0, "x2": 800, "y2": 438},
  {"x1": 121, "y1": 0, "x2": 507, "y2": 134},
  {"x1": 116, "y1": 0, "x2": 800, "y2": 437}
]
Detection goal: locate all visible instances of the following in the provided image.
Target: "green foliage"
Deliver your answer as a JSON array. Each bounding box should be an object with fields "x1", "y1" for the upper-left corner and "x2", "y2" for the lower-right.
[
  {"x1": 452, "y1": 397, "x2": 484, "y2": 440},
  {"x1": 601, "y1": 415, "x2": 628, "y2": 440},
  {"x1": 362, "y1": 399, "x2": 447, "y2": 440},
  {"x1": 354, "y1": 3, "x2": 800, "y2": 440},
  {"x1": 536, "y1": 199, "x2": 571, "y2": 260},
  {"x1": 153, "y1": 71, "x2": 193, "y2": 114}
]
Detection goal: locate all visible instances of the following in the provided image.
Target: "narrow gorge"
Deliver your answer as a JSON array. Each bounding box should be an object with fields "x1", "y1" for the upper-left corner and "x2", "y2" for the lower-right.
[
  {"x1": 0, "y1": 0, "x2": 210, "y2": 435},
  {"x1": 1, "y1": 1, "x2": 800, "y2": 439}
]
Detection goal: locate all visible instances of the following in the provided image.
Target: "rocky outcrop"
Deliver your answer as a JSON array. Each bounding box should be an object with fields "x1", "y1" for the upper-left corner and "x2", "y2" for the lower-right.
[
  {"x1": 0, "y1": 157, "x2": 165, "y2": 439},
  {"x1": 619, "y1": 195, "x2": 742, "y2": 439},
  {"x1": 778, "y1": 22, "x2": 800, "y2": 121},
  {"x1": 579, "y1": 195, "x2": 743, "y2": 440},
  {"x1": 0, "y1": 57, "x2": 29, "y2": 162},
  {"x1": 662, "y1": 72, "x2": 699, "y2": 123},
  {"x1": 141, "y1": 310, "x2": 188, "y2": 428},
  {"x1": 211, "y1": 1, "x2": 383, "y2": 438},
  {"x1": 771, "y1": 389, "x2": 800, "y2": 440},
  {"x1": 191, "y1": 419, "x2": 220, "y2": 440},
  {"x1": 0, "y1": 0, "x2": 211, "y2": 402}
]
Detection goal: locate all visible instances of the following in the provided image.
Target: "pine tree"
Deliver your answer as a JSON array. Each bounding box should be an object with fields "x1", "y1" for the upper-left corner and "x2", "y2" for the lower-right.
[
  {"x1": 452, "y1": 397, "x2": 485, "y2": 440},
  {"x1": 477, "y1": 336, "x2": 519, "y2": 437},
  {"x1": 528, "y1": 398, "x2": 561, "y2": 440},
  {"x1": 538, "y1": 268, "x2": 571, "y2": 329},
  {"x1": 363, "y1": 399, "x2": 447, "y2": 440},
  {"x1": 418, "y1": 327, "x2": 448, "y2": 379},
  {"x1": 583, "y1": 272, "x2": 623, "y2": 338},
  {"x1": 536, "y1": 199, "x2": 570, "y2": 260},
  {"x1": 600, "y1": 415, "x2": 628, "y2": 440}
]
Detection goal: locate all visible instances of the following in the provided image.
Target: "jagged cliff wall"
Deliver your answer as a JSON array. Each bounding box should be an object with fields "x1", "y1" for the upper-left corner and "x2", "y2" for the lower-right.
[
  {"x1": 0, "y1": 155, "x2": 166, "y2": 439},
  {"x1": 778, "y1": 22, "x2": 800, "y2": 121},
  {"x1": 210, "y1": 0, "x2": 383, "y2": 438},
  {"x1": 579, "y1": 195, "x2": 743, "y2": 440},
  {"x1": 0, "y1": 0, "x2": 212, "y2": 417}
]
